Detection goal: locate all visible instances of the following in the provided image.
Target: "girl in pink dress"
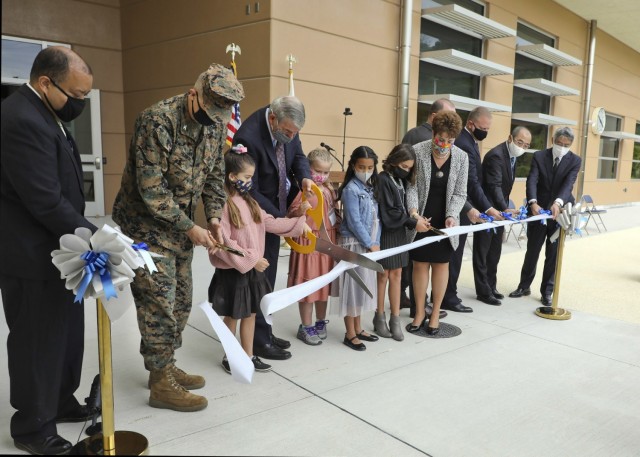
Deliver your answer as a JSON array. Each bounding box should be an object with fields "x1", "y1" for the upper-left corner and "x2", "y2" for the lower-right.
[
  {"x1": 287, "y1": 148, "x2": 341, "y2": 345},
  {"x1": 208, "y1": 145, "x2": 310, "y2": 373}
]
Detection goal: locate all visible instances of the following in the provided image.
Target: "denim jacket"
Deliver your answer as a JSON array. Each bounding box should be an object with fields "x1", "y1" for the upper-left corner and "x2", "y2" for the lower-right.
[{"x1": 339, "y1": 177, "x2": 381, "y2": 249}]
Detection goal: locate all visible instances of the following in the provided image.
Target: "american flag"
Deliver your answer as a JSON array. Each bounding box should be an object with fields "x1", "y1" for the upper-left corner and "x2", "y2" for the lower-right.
[{"x1": 225, "y1": 61, "x2": 241, "y2": 146}]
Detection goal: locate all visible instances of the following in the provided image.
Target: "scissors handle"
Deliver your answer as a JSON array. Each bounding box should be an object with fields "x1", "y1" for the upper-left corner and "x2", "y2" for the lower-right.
[{"x1": 285, "y1": 183, "x2": 323, "y2": 253}]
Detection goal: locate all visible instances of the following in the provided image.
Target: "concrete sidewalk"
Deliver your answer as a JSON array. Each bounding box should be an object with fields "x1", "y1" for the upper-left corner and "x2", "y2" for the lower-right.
[{"x1": 1, "y1": 206, "x2": 639, "y2": 456}]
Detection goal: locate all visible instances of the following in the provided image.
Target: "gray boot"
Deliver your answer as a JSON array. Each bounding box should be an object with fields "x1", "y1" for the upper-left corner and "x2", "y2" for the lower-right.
[
  {"x1": 389, "y1": 314, "x2": 404, "y2": 341},
  {"x1": 373, "y1": 311, "x2": 392, "y2": 338}
]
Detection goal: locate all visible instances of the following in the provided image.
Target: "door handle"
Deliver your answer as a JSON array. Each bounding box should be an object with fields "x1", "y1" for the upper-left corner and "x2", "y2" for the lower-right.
[{"x1": 94, "y1": 157, "x2": 101, "y2": 170}]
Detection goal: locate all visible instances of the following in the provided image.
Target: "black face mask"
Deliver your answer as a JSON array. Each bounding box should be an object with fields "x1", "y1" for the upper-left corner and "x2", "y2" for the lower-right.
[
  {"x1": 45, "y1": 79, "x2": 86, "y2": 122},
  {"x1": 393, "y1": 167, "x2": 410, "y2": 180},
  {"x1": 472, "y1": 124, "x2": 488, "y2": 141},
  {"x1": 192, "y1": 96, "x2": 215, "y2": 126}
]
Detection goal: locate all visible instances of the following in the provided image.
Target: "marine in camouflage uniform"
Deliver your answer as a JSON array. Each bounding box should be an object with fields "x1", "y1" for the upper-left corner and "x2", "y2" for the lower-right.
[{"x1": 112, "y1": 63, "x2": 243, "y2": 411}]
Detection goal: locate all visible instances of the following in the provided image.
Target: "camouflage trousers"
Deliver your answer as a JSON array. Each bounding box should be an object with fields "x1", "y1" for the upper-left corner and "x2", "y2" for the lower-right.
[{"x1": 130, "y1": 245, "x2": 193, "y2": 371}]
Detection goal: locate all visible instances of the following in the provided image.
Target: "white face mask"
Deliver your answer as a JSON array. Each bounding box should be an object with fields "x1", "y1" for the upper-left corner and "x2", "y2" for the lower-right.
[
  {"x1": 552, "y1": 144, "x2": 570, "y2": 158},
  {"x1": 508, "y1": 140, "x2": 525, "y2": 158},
  {"x1": 355, "y1": 170, "x2": 373, "y2": 184}
]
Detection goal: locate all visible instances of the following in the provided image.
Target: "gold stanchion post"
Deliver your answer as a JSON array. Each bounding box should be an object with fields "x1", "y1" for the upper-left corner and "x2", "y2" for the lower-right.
[
  {"x1": 535, "y1": 226, "x2": 572, "y2": 320},
  {"x1": 73, "y1": 299, "x2": 149, "y2": 455}
]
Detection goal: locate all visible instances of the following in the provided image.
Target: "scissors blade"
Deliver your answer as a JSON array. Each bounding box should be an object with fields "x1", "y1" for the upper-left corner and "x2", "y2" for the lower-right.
[
  {"x1": 217, "y1": 244, "x2": 245, "y2": 257},
  {"x1": 315, "y1": 237, "x2": 384, "y2": 273},
  {"x1": 346, "y1": 268, "x2": 373, "y2": 299},
  {"x1": 430, "y1": 227, "x2": 448, "y2": 236}
]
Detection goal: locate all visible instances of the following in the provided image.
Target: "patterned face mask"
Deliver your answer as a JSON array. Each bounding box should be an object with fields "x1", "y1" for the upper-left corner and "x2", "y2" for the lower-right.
[
  {"x1": 311, "y1": 172, "x2": 328, "y2": 184},
  {"x1": 233, "y1": 179, "x2": 252, "y2": 194}
]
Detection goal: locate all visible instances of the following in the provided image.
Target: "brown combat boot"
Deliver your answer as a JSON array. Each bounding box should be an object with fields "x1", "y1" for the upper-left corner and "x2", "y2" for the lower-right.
[
  {"x1": 149, "y1": 366, "x2": 208, "y2": 412},
  {"x1": 148, "y1": 364, "x2": 205, "y2": 390}
]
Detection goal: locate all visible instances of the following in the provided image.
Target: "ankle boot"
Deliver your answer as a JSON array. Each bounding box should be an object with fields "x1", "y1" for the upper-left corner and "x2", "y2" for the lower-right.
[
  {"x1": 148, "y1": 363, "x2": 205, "y2": 390},
  {"x1": 389, "y1": 314, "x2": 404, "y2": 341},
  {"x1": 149, "y1": 366, "x2": 208, "y2": 412},
  {"x1": 373, "y1": 311, "x2": 392, "y2": 338}
]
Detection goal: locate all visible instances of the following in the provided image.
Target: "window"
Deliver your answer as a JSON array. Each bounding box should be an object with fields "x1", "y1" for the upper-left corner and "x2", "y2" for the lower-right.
[
  {"x1": 417, "y1": 0, "x2": 486, "y2": 126},
  {"x1": 511, "y1": 23, "x2": 559, "y2": 159},
  {"x1": 420, "y1": 18, "x2": 482, "y2": 55},
  {"x1": 419, "y1": 61, "x2": 480, "y2": 98},
  {"x1": 516, "y1": 23, "x2": 555, "y2": 47},
  {"x1": 422, "y1": 0, "x2": 484, "y2": 14},
  {"x1": 632, "y1": 123, "x2": 640, "y2": 180},
  {"x1": 598, "y1": 114, "x2": 622, "y2": 180},
  {"x1": 1, "y1": 36, "x2": 70, "y2": 83}
]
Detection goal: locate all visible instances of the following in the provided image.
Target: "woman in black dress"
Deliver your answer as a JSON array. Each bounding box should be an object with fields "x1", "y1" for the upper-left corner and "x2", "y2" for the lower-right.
[{"x1": 405, "y1": 112, "x2": 469, "y2": 336}]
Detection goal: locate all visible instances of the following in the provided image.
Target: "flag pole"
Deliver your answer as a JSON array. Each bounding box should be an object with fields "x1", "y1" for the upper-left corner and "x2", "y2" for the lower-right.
[{"x1": 225, "y1": 43, "x2": 242, "y2": 148}]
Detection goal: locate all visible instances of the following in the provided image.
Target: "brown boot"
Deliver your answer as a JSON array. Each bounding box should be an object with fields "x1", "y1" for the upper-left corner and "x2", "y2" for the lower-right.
[
  {"x1": 148, "y1": 364, "x2": 205, "y2": 390},
  {"x1": 149, "y1": 367, "x2": 208, "y2": 412}
]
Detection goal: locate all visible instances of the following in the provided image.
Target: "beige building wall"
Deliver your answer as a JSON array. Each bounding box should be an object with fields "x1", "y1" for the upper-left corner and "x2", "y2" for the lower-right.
[
  {"x1": 2, "y1": 0, "x2": 126, "y2": 214},
  {"x1": 3, "y1": 0, "x2": 639, "y2": 215}
]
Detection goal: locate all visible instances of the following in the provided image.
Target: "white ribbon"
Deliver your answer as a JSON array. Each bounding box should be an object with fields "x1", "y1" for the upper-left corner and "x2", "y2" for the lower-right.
[
  {"x1": 50, "y1": 224, "x2": 156, "y2": 322},
  {"x1": 260, "y1": 214, "x2": 551, "y2": 322},
  {"x1": 198, "y1": 302, "x2": 254, "y2": 384},
  {"x1": 551, "y1": 202, "x2": 588, "y2": 242}
]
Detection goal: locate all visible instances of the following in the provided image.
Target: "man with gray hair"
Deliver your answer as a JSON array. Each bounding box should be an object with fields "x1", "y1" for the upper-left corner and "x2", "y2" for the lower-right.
[
  {"x1": 509, "y1": 127, "x2": 581, "y2": 305},
  {"x1": 232, "y1": 95, "x2": 313, "y2": 361}
]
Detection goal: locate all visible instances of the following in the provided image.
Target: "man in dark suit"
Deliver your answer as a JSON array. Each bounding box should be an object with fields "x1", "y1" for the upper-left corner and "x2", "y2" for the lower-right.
[
  {"x1": 233, "y1": 96, "x2": 312, "y2": 360},
  {"x1": 401, "y1": 98, "x2": 456, "y2": 319},
  {"x1": 446, "y1": 107, "x2": 504, "y2": 312},
  {"x1": 510, "y1": 127, "x2": 581, "y2": 305},
  {"x1": 474, "y1": 126, "x2": 531, "y2": 303},
  {"x1": 0, "y1": 47, "x2": 97, "y2": 455}
]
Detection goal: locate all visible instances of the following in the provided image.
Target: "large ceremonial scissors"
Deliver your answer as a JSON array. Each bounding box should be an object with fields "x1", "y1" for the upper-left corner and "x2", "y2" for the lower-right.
[{"x1": 285, "y1": 184, "x2": 383, "y2": 298}]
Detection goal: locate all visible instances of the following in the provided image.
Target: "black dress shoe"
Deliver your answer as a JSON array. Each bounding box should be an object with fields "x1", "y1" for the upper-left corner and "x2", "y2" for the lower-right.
[
  {"x1": 15, "y1": 434, "x2": 72, "y2": 455},
  {"x1": 541, "y1": 295, "x2": 552, "y2": 306},
  {"x1": 477, "y1": 295, "x2": 502, "y2": 306},
  {"x1": 56, "y1": 404, "x2": 96, "y2": 423},
  {"x1": 491, "y1": 289, "x2": 504, "y2": 300},
  {"x1": 425, "y1": 304, "x2": 448, "y2": 319},
  {"x1": 441, "y1": 302, "x2": 473, "y2": 313},
  {"x1": 343, "y1": 335, "x2": 366, "y2": 351},
  {"x1": 253, "y1": 344, "x2": 291, "y2": 360},
  {"x1": 357, "y1": 330, "x2": 378, "y2": 342},
  {"x1": 271, "y1": 334, "x2": 291, "y2": 349},
  {"x1": 509, "y1": 287, "x2": 531, "y2": 298}
]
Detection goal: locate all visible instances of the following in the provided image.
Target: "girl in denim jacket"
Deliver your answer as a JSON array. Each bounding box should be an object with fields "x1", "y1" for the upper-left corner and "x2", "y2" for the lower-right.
[{"x1": 335, "y1": 146, "x2": 381, "y2": 351}]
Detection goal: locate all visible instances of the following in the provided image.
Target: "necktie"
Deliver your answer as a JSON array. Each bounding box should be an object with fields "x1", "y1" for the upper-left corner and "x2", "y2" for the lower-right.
[
  {"x1": 553, "y1": 157, "x2": 560, "y2": 176},
  {"x1": 275, "y1": 141, "x2": 287, "y2": 213},
  {"x1": 510, "y1": 156, "x2": 516, "y2": 177}
]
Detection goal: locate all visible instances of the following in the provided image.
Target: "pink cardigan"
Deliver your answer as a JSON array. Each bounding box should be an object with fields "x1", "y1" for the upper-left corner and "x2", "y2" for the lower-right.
[{"x1": 210, "y1": 195, "x2": 306, "y2": 273}]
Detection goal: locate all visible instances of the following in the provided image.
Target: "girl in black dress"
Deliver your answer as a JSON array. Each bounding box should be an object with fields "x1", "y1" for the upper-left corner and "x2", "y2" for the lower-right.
[{"x1": 374, "y1": 144, "x2": 429, "y2": 340}]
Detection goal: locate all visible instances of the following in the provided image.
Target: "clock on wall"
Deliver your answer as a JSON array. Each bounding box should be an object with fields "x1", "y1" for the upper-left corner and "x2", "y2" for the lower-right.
[{"x1": 591, "y1": 107, "x2": 606, "y2": 135}]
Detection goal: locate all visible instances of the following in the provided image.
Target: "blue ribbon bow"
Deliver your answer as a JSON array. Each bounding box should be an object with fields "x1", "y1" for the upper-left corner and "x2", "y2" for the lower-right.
[
  {"x1": 501, "y1": 212, "x2": 518, "y2": 222},
  {"x1": 479, "y1": 213, "x2": 497, "y2": 233},
  {"x1": 538, "y1": 209, "x2": 552, "y2": 225},
  {"x1": 74, "y1": 250, "x2": 117, "y2": 303},
  {"x1": 517, "y1": 205, "x2": 528, "y2": 221},
  {"x1": 132, "y1": 242, "x2": 149, "y2": 251}
]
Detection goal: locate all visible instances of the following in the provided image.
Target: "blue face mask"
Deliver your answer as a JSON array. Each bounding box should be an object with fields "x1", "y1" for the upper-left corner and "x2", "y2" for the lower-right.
[{"x1": 233, "y1": 179, "x2": 252, "y2": 194}]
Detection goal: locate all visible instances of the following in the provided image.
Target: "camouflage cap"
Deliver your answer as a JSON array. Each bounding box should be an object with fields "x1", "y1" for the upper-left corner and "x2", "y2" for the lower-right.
[{"x1": 194, "y1": 63, "x2": 245, "y2": 120}]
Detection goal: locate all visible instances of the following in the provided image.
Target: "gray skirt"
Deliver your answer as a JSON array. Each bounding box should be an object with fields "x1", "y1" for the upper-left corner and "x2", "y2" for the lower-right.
[
  {"x1": 335, "y1": 236, "x2": 378, "y2": 318},
  {"x1": 379, "y1": 227, "x2": 409, "y2": 270}
]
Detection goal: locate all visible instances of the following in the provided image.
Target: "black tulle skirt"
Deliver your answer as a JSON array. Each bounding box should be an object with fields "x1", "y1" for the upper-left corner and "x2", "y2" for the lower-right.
[{"x1": 208, "y1": 268, "x2": 272, "y2": 319}]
